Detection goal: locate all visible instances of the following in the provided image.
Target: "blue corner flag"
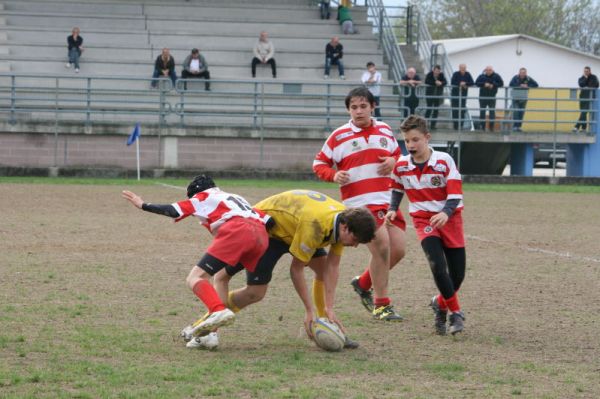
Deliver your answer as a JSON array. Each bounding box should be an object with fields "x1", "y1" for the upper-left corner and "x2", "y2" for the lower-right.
[{"x1": 127, "y1": 123, "x2": 141, "y2": 146}]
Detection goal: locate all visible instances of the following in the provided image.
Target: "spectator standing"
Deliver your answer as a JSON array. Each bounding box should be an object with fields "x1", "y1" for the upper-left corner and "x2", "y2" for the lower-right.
[
  {"x1": 338, "y1": 6, "x2": 358, "y2": 34},
  {"x1": 475, "y1": 66, "x2": 504, "y2": 131},
  {"x1": 324, "y1": 36, "x2": 344, "y2": 80},
  {"x1": 450, "y1": 64, "x2": 474, "y2": 130},
  {"x1": 182, "y1": 48, "x2": 211, "y2": 91},
  {"x1": 251, "y1": 31, "x2": 276, "y2": 79},
  {"x1": 66, "y1": 27, "x2": 83, "y2": 73},
  {"x1": 361, "y1": 62, "x2": 382, "y2": 119},
  {"x1": 424, "y1": 65, "x2": 447, "y2": 129},
  {"x1": 319, "y1": 0, "x2": 330, "y2": 19},
  {"x1": 573, "y1": 66, "x2": 599, "y2": 132},
  {"x1": 509, "y1": 68, "x2": 539, "y2": 132},
  {"x1": 400, "y1": 67, "x2": 421, "y2": 117},
  {"x1": 151, "y1": 48, "x2": 177, "y2": 89}
]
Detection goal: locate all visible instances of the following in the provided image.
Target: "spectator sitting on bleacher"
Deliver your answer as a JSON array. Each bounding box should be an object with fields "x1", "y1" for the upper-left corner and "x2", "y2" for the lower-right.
[
  {"x1": 338, "y1": 6, "x2": 358, "y2": 34},
  {"x1": 252, "y1": 31, "x2": 276, "y2": 79},
  {"x1": 182, "y1": 48, "x2": 211, "y2": 91},
  {"x1": 151, "y1": 48, "x2": 177, "y2": 89},
  {"x1": 324, "y1": 36, "x2": 344, "y2": 80},
  {"x1": 65, "y1": 27, "x2": 83, "y2": 73}
]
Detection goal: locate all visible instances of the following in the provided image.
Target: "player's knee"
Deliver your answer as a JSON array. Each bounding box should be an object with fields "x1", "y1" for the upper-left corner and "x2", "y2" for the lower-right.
[{"x1": 246, "y1": 285, "x2": 267, "y2": 304}]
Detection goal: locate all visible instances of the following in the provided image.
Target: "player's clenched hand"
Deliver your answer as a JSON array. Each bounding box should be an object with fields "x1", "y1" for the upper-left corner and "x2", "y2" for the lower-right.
[
  {"x1": 385, "y1": 210, "x2": 397, "y2": 225},
  {"x1": 430, "y1": 212, "x2": 448, "y2": 229},
  {"x1": 333, "y1": 170, "x2": 350, "y2": 185},
  {"x1": 377, "y1": 156, "x2": 395, "y2": 176},
  {"x1": 304, "y1": 310, "x2": 315, "y2": 340},
  {"x1": 121, "y1": 190, "x2": 144, "y2": 209}
]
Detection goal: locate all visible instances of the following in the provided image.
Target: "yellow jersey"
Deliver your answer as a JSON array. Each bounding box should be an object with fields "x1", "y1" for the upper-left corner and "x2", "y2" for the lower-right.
[{"x1": 254, "y1": 190, "x2": 345, "y2": 263}]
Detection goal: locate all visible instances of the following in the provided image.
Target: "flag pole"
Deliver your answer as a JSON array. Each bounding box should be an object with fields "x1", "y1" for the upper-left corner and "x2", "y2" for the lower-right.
[{"x1": 136, "y1": 136, "x2": 140, "y2": 181}]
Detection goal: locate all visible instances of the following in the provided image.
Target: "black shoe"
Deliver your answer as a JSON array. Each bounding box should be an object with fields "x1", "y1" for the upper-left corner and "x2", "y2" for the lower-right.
[
  {"x1": 350, "y1": 276, "x2": 374, "y2": 312},
  {"x1": 448, "y1": 311, "x2": 465, "y2": 335},
  {"x1": 430, "y1": 296, "x2": 447, "y2": 335},
  {"x1": 372, "y1": 305, "x2": 403, "y2": 321},
  {"x1": 343, "y1": 336, "x2": 359, "y2": 349}
]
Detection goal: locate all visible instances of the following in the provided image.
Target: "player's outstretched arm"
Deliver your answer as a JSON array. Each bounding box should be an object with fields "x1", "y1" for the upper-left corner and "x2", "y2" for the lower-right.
[{"x1": 121, "y1": 190, "x2": 180, "y2": 218}]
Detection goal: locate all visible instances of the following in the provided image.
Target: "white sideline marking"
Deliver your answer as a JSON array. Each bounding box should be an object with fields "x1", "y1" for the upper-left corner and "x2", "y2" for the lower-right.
[
  {"x1": 155, "y1": 182, "x2": 186, "y2": 191},
  {"x1": 155, "y1": 181, "x2": 600, "y2": 264},
  {"x1": 466, "y1": 234, "x2": 600, "y2": 264}
]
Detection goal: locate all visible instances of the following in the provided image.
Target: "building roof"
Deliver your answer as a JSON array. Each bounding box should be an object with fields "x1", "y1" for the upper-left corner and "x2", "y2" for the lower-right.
[{"x1": 434, "y1": 34, "x2": 600, "y2": 61}]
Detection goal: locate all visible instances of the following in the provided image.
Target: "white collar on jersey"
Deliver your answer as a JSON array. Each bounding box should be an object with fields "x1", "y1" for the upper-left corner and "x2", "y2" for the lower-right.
[
  {"x1": 407, "y1": 147, "x2": 439, "y2": 169},
  {"x1": 349, "y1": 118, "x2": 377, "y2": 133}
]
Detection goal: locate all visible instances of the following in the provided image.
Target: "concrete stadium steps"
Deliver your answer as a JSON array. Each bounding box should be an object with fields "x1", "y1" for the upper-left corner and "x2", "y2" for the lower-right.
[{"x1": 5, "y1": 45, "x2": 386, "y2": 70}]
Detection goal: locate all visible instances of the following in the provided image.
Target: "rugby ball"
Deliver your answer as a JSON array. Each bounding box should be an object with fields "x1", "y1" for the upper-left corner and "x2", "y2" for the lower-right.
[{"x1": 312, "y1": 318, "x2": 345, "y2": 352}]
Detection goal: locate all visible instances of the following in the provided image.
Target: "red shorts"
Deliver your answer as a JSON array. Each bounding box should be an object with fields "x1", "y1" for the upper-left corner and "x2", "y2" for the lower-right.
[
  {"x1": 206, "y1": 217, "x2": 269, "y2": 272},
  {"x1": 366, "y1": 204, "x2": 406, "y2": 231},
  {"x1": 413, "y1": 213, "x2": 465, "y2": 248}
]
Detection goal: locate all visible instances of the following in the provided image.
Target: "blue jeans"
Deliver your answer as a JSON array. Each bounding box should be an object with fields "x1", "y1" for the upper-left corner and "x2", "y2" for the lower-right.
[
  {"x1": 68, "y1": 48, "x2": 81, "y2": 69},
  {"x1": 512, "y1": 100, "x2": 527, "y2": 128},
  {"x1": 152, "y1": 68, "x2": 177, "y2": 88},
  {"x1": 325, "y1": 57, "x2": 344, "y2": 77}
]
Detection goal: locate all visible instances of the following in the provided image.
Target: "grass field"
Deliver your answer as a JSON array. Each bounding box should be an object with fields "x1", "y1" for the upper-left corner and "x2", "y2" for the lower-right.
[{"x1": 1, "y1": 178, "x2": 599, "y2": 398}]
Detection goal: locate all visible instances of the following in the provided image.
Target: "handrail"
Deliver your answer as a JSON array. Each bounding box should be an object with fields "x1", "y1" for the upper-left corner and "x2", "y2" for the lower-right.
[
  {"x1": 365, "y1": 0, "x2": 406, "y2": 82},
  {"x1": 0, "y1": 73, "x2": 596, "y2": 135}
]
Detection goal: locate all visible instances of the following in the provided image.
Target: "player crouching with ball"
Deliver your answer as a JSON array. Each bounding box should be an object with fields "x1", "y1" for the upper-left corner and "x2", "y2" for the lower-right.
[
  {"x1": 386, "y1": 115, "x2": 467, "y2": 335},
  {"x1": 122, "y1": 175, "x2": 271, "y2": 349}
]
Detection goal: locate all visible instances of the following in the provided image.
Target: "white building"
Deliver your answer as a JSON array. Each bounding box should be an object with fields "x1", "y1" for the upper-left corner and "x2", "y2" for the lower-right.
[{"x1": 433, "y1": 34, "x2": 600, "y2": 88}]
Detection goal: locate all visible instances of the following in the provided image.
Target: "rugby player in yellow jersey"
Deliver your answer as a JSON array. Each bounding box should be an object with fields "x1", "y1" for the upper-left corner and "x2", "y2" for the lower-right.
[{"x1": 204, "y1": 189, "x2": 376, "y2": 349}]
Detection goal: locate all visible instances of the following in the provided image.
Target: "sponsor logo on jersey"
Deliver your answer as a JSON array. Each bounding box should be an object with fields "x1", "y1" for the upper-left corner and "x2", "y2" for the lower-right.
[
  {"x1": 335, "y1": 131, "x2": 354, "y2": 141},
  {"x1": 351, "y1": 140, "x2": 362, "y2": 152},
  {"x1": 433, "y1": 163, "x2": 447, "y2": 173},
  {"x1": 300, "y1": 243, "x2": 311, "y2": 253},
  {"x1": 377, "y1": 210, "x2": 385, "y2": 219},
  {"x1": 424, "y1": 225, "x2": 434, "y2": 234},
  {"x1": 397, "y1": 165, "x2": 410, "y2": 172},
  {"x1": 379, "y1": 137, "x2": 388, "y2": 148},
  {"x1": 431, "y1": 175, "x2": 442, "y2": 187}
]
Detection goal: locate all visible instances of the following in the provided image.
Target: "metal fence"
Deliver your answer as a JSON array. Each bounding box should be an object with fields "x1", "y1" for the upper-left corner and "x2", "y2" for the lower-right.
[{"x1": 0, "y1": 73, "x2": 596, "y2": 135}]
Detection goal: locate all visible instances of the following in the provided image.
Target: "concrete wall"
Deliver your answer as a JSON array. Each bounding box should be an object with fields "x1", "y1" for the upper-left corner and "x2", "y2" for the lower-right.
[{"x1": 0, "y1": 132, "x2": 323, "y2": 171}]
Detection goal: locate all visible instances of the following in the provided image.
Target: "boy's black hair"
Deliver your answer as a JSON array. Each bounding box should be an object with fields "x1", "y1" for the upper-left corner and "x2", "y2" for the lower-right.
[
  {"x1": 187, "y1": 174, "x2": 216, "y2": 198},
  {"x1": 366, "y1": 61, "x2": 375, "y2": 68},
  {"x1": 344, "y1": 87, "x2": 376, "y2": 109},
  {"x1": 338, "y1": 208, "x2": 376, "y2": 243}
]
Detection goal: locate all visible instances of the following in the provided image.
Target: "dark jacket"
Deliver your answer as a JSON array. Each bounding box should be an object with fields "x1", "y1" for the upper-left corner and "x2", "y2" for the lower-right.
[
  {"x1": 325, "y1": 43, "x2": 343, "y2": 60},
  {"x1": 401, "y1": 73, "x2": 421, "y2": 100},
  {"x1": 155, "y1": 55, "x2": 175, "y2": 74},
  {"x1": 450, "y1": 71, "x2": 474, "y2": 96},
  {"x1": 476, "y1": 72, "x2": 504, "y2": 97},
  {"x1": 578, "y1": 74, "x2": 599, "y2": 99},
  {"x1": 67, "y1": 35, "x2": 83, "y2": 51},
  {"x1": 425, "y1": 71, "x2": 447, "y2": 96},
  {"x1": 509, "y1": 74, "x2": 539, "y2": 100}
]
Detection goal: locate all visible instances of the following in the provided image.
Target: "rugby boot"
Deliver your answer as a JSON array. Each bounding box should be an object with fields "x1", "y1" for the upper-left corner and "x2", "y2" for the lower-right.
[
  {"x1": 448, "y1": 311, "x2": 465, "y2": 335},
  {"x1": 430, "y1": 296, "x2": 448, "y2": 335},
  {"x1": 180, "y1": 312, "x2": 210, "y2": 342},
  {"x1": 190, "y1": 308, "x2": 235, "y2": 337},
  {"x1": 350, "y1": 276, "x2": 374, "y2": 312},
  {"x1": 186, "y1": 332, "x2": 219, "y2": 350},
  {"x1": 372, "y1": 305, "x2": 403, "y2": 321}
]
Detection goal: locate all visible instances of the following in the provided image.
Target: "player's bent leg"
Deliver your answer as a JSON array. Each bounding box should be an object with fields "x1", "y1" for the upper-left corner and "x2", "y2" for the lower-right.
[
  {"x1": 367, "y1": 225, "x2": 391, "y2": 300},
  {"x1": 387, "y1": 224, "x2": 406, "y2": 269},
  {"x1": 228, "y1": 284, "x2": 269, "y2": 311}
]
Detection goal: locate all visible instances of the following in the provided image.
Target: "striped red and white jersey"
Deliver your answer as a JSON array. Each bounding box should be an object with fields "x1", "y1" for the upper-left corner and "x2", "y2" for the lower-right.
[
  {"x1": 172, "y1": 187, "x2": 267, "y2": 234},
  {"x1": 313, "y1": 119, "x2": 400, "y2": 207},
  {"x1": 391, "y1": 149, "x2": 463, "y2": 218}
]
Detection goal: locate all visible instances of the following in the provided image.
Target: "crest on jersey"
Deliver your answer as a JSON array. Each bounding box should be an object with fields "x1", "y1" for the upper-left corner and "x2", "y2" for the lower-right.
[
  {"x1": 424, "y1": 225, "x2": 434, "y2": 234},
  {"x1": 431, "y1": 175, "x2": 442, "y2": 187},
  {"x1": 377, "y1": 210, "x2": 385, "y2": 219},
  {"x1": 434, "y1": 163, "x2": 447, "y2": 173},
  {"x1": 379, "y1": 138, "x2": 388, "y2": 148}
]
